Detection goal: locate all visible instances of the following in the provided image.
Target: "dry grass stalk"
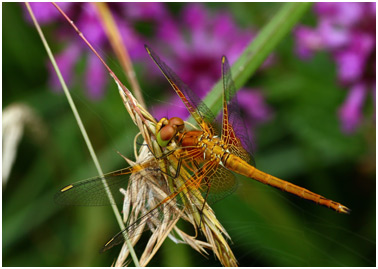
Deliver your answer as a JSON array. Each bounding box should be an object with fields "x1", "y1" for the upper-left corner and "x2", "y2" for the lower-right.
[
  {"x1": 114, "y1": 81, "x2": 238, "y2": 266},
  {"x1": 2, "y1": 103, "x2": 48, "y2": 184},
  {"x1": 94, "y1": 2, "x2": 146, "y2": 109}
]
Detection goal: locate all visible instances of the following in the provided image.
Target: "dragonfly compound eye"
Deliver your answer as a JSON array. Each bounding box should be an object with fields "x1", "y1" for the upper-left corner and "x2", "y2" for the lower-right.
[
  {"x1": 168, "y1": 117, "x2": 185, "y2": 132},
  {"x1": 157, "y1": 125, "x2": 176, "y2": 147}
]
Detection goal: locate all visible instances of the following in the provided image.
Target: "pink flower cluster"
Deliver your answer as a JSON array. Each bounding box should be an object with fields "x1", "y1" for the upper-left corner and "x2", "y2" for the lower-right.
[
  {"x1": 294, "y1": 3, "x2": 376, "y2": 133},
  {"x1": 25, "y1": 3, "x2": 273, "y2": 132},
  {"x1": 150, "y1": 4, "x2": 273, "y2": 128}
]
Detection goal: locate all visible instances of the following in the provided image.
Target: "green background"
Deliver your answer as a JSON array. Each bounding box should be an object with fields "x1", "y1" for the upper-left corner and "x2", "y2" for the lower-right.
[{"x1": 3, "y1": 3, "x2": 375, "y2": 266}]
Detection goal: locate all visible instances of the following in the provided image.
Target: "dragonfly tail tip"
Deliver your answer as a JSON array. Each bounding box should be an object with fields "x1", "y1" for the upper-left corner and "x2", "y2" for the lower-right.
[{"x1": 339, "y1": 205, "x2": 351, "y2": 214}]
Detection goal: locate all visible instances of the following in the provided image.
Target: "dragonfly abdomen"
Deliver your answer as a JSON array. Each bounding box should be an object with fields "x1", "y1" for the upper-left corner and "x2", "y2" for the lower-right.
[{"x1": 224, "y1": 154, "x2": 350, "y2": 214}]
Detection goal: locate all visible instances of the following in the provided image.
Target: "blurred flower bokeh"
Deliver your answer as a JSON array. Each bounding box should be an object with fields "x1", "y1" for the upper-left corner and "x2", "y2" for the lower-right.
[
  {"x1": 24, "y1": 2, "x2": 376, "y2": 133},
  {"x1": 25, "y1": 2, "x2": 149, "y2": 99},
  {"x1": 294, "y1": 2, "x2": 375, "y2": 133},
  {"x1": 150, "y1": 3, "x2": 273, "y2": 129},
  {"x1": 24, "y1": 2, "x2": 273, "y2": 131}
]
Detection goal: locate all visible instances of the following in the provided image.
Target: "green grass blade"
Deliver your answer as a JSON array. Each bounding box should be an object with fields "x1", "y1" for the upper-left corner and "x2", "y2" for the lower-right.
[{"x1": 201, "y1": 3, "x2": 312, "y2": 119}]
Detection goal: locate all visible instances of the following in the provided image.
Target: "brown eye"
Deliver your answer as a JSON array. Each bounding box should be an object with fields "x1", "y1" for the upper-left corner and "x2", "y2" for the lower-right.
[
  {"x1": 159, "y1": 125, "x2": 176, "y2": 142},
  {"x1": 168, "y1": 117, "x2": 185, "y2": 132}
]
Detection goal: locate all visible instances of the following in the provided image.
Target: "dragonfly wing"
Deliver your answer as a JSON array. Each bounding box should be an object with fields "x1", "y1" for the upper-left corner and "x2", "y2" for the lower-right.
[
  {"x1": 200, "y1": 164, "x2": 239, "y2": 205},
  {"x1": 145, "y1": 45, "x2": 220, "y2": 136},
  {"x1": 180, "y1": 157, "x2": 238, "y2": 206},
  {"x1": 100, "y1": 159, "x2": 238, "y2": 251},
  {"x1": 101, "y1": 228, "x2": 127, "y2": 253},
  {"x1": 101, "y1": 182, "x2": 186, "y2": 252},
  {"x1": 54, "y1": 161, "x2": 156, "y2": 206},
  {"x1": 221, "y1": 56, "x2": 255, "y2": 166},
  {"x1": 100, "y1": 205, "x2": 166, "y2": 252}
]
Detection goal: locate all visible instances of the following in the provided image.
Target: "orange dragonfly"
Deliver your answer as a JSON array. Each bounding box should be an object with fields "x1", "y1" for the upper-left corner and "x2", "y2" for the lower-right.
[
  {"x1": 55, "y1": 45, "x2": 350, "y2": 252},
  {"x1": 146, "y1": 45, "x2": 349, "y2": 213}
]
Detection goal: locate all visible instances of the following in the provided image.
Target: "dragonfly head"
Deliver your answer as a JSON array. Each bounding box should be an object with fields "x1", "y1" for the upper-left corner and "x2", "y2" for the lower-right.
[{"x1": 156, "y1": 117, "x2": 185, "y2": 147}]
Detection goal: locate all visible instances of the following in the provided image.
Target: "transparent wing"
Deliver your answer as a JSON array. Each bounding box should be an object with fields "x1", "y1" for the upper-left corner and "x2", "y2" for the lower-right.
[
  {"x1": 100, "y1": 158, "x2": 238, "y2": 252},
  {"x1": 145, "y1": 45, "x2": 220, "y2": 136},
  {"x1": 54, "y1": 161, "x2": 156, "y2": 206},
  {"x1": 221, "y1": 56, "x2": 255, "y2": 166},
  {"x1": 199, "y1": 163, "x2": 239, "y2": 205},
  {"x1": 100, "y1": 189, "x2": 183, "y2": 252},
  {"x1": 55, "y1": 157, "x2": 185, "y2": 252}
]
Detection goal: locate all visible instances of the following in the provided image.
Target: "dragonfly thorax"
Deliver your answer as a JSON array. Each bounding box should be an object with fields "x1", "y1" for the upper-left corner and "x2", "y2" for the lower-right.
[
  {"x1": 156, "y1": 117, "x2": 229, "y2": 163},
  {"x1": 202, "y1": 137, "x2": 228, "y2": 162},
  {"x1": 178, "y1": 130, "x2": 228, "y2": 163}
]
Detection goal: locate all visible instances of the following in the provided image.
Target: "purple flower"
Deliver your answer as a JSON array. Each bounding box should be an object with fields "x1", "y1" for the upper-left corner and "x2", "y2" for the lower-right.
[
  {"x1": 48, "y1": 43, "x2": 81, "y2": 92},
  {"x1": 294, "y1": 26, "x2": 323, "y2": 59},
  {"x1": 150, "y1": 4, "x2": 273, "y2": 131},
  {"x1": 121, "y1": 2, "x2": 168, "y2": 21},
  {"x1": 155, "y1": 4, "x2": 254, "y2": 95},
  {"x1": 294, "y1": 2, "x2": 375, "y2": 133},
  {"x1": 23, "y1": 3, "x2": 164, "y2": 99},
  {"x1": 338, "y1": 83, "x2": 367, "y2": 133},
  {"x1": 76, "y1": 4, "x2": 107, "y2": 46},
  {"x1": 335, "y1": 31, "x2": 374, "y2": 84},
  {"x1": 85, "y1": 53, "x2": 108, "y2": 99},
  {"x1": 317, "y1": 19, "x2": 349, "y2": 48},
  {"x1": 314, "y1": 2, "x2": 364, "y2": 26},
  {"x1": 25, "y1": 2, "x2": 73, "y2": 24},
  {"x1": 237, "y1": 90, "x2": 273, "y2": 124},
  {"x1": 26, "y1": 2, "x2": 273, "y2": 135}
]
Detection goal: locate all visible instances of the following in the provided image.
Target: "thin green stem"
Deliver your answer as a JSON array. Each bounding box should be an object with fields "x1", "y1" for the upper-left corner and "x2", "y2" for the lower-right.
[{"x1": 25, "y1": 3, "x2": 140, "y2": 267}]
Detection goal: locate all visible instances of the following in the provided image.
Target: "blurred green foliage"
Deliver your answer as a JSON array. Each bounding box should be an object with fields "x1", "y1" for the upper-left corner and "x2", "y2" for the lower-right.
[{"x1": 3, "y1": 3, "x2": 375, "y2": 267}]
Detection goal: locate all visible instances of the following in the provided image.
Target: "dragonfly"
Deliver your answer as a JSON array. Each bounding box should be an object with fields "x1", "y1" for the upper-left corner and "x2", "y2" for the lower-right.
[{"x1": 55, "y1": 45, "x2": 350, "y2": 252}]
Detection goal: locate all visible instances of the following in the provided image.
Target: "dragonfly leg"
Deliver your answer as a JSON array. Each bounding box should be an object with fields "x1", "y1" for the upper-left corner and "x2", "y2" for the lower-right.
[
  {"x1": 156, "y1": 145, "x2": 199, "y2": 160},
  {"x1": 193, "y1": 160, "x2": 201, "y2": 170},
  {"x1": 133, "y1": 137, "x2": 178, "y2": 160},
  {"x1": 198, "y1": 176, "x2": 211, "y2": 232},
  {"x1": 157, "y1": 148, "x2": 202, "y2": 179},
  {"x1": 157, "y1": 156, "x2": 183, "y2": 180}
]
